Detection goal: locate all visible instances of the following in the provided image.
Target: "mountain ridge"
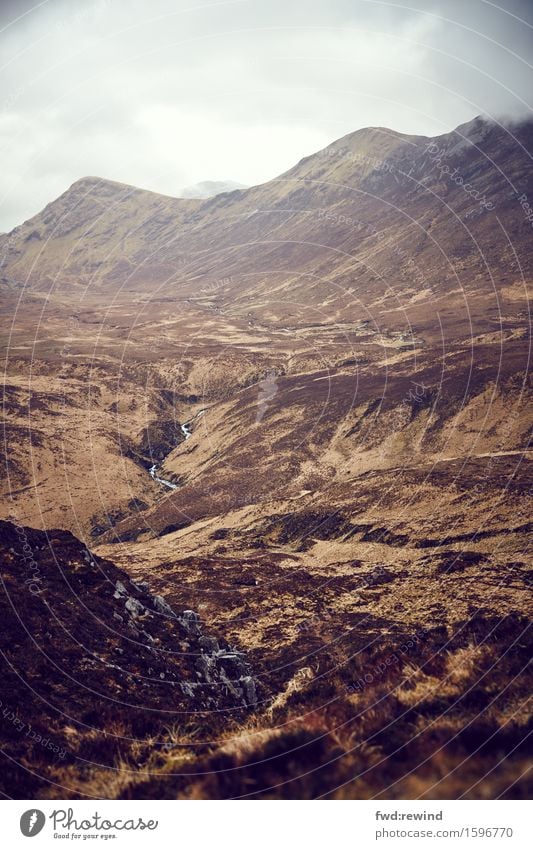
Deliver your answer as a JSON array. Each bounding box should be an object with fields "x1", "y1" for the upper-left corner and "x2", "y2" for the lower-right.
[{"x1": 2, "y1": 115, "x2": 531, "y2": 315}]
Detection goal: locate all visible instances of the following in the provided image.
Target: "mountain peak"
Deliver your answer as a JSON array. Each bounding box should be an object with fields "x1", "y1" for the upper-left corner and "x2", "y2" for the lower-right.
[{"x1": 65, "y1": 176, "x2": 183, "y2": 204}]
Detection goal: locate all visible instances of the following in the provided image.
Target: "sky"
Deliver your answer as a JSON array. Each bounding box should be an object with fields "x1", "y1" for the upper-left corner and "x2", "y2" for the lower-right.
[{"x1": 0, "y1": 0, "x2": 532, "y2": 231}]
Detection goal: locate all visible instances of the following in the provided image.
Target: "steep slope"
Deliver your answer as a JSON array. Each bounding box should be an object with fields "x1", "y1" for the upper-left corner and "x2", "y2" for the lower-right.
[
  {"x1": 1, "y1": 519, "x2": 530, "y2": 800},
  {"x1": 0, "y1": 519, "x2": 257, "y2": 798},
  {"x1": 0, "y1": 176, "x2": 199, "y2": 291},
  {"x1": 171, "y1": 116, "x2": 532, "y2": 336}
]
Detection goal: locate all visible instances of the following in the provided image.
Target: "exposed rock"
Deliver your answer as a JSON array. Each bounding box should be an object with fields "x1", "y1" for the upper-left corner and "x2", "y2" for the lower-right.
[
  {"x1": 195, "y1": 653, "x2": 217, "y2": 683},
  {"x1": 125, "y1": 596, "x2": 145, "y2": 618},
  {"x1": 241, "y1": 675, "x2": 258, "y2": 706},
  {"x1": 179, "y1": 609, "x2": 202, "y2": 635},
  {"x1": 0, "y1": 518, "x2": 260, "y2": 797},
  {"x1": 364, "y1": 566, "x2": 395, "y2": 587},
  {"x1": 131, "y1": 579, "x2": 150, "y2": 592},
  {"x1": 198, "y1": 635, "x2": 219, "y2": 654},
  {"x1": 153, "y1": 594, "x2": 177, "y2": 617},
  {"x1": 113, "y1": 580, "x2": 128, "y2": 599},
  {"x1": 219, "y1": 667, "x2": 243, "y2": 699}
]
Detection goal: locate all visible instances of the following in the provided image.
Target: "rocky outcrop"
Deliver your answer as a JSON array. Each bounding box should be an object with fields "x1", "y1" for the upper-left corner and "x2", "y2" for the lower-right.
[{"x1": 0, "y1": 519, "x2": 260, "y2": 794}]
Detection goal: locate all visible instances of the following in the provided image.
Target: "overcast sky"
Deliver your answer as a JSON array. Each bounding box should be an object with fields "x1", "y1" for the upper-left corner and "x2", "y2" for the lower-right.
[{"x1": 0, "y1": 0, "x2": 532, "y2": 231}]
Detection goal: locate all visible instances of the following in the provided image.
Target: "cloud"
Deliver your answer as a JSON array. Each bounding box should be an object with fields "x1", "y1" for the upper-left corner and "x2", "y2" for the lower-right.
[{"x1": 0, "y1": 0, "x2": 531, "y2": 230}]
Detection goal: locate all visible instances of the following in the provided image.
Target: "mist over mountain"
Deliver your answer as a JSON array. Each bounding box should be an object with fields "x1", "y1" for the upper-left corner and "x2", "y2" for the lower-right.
[{"x1": 179, "y1": 180, "x2": 248, "y2": 199}]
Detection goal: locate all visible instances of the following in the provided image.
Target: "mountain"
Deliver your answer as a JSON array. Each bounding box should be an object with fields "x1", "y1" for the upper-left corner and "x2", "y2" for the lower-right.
[
  {"x1": 0, "y1": 116, "x2": 531, "y2": 799},
  {"x1": 0, "y1": 175, "x2": 199, "y2": 291},
  {"x1": 2, "y1": 117, "x2": 532, "y2": 316}
]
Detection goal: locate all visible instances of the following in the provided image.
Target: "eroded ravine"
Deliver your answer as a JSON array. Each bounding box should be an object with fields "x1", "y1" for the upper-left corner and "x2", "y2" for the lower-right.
[{"x1": 148, "y1": 409, "x2": 205, "y2": 490}]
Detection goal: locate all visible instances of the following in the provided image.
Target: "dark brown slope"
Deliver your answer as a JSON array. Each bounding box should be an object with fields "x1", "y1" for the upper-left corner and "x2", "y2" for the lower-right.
[
  {"x1": 0, "y1": 519, "x2": 257, "y2": 798},
  {"x1": 2, "y1": 523, "x2": 530, "y2": 800}
]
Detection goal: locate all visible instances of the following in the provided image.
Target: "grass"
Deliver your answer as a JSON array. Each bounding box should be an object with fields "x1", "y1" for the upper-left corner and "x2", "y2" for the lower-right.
[{"x1": 18, "y1": 612, "x2": 529, "y2": 800}]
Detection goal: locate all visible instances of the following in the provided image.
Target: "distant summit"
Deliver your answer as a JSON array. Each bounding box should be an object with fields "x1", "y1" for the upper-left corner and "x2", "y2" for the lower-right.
[{"x1": 179, "y1": 179, "x2": 247, "y2": 198}]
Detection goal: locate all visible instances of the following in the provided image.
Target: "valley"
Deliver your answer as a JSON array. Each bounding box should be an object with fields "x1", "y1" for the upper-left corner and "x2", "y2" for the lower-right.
[{"x1": 0, "y1": 116, "x2": 531, "y2": 800}]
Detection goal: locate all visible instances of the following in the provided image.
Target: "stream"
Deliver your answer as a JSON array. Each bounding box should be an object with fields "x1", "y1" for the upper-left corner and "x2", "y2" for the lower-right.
[
  {"x1": 148, "y1": 410, "x2": 205, "y2": 490},
  {"x1": 148, "y1": 464, "x2": 178, "y2": 490}
]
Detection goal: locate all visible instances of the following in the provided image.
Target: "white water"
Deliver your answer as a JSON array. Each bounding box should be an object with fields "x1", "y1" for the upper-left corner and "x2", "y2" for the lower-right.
[
  {"x1": 180, "y1": 408, "x2": 207, "y2": 441},
  {"x1": 149, "y1": 464, "x2": 178, "y2": 490},
  {"x1": 149, "y1": 410, "x2": 206, "y2": 490}
]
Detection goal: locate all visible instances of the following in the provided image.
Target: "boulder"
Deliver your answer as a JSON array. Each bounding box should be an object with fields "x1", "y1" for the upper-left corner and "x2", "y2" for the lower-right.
[
  {"x1": 179, "y1": 609, "x2": 201, "y2": 635},
  {"x1": 199, "y1": 635, "x2": 219, "y2": 654},
  {"x1": 125, "y1": 596, "x2": 145, "y2": 618},
  {"x1": 153, "y1": 594, "x2": 176, "y2": 617},
  {"x1": 241, "y1": 675, "x2": 258, "y2": 707},
  {"x1": 113, "y1": 580, "x2": 128, "y2": 599}
]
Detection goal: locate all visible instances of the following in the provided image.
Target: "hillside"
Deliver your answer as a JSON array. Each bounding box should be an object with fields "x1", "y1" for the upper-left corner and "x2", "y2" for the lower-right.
[
  {"x1": 0, "y1": 519, "x2": 257, "y2": 797},
  {"x1": 0, "y1": 116, "x2": 531, "y2": 799},
  {"x1": 2, "y1": 118, "x2": 532, "y2": 322}
]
